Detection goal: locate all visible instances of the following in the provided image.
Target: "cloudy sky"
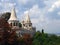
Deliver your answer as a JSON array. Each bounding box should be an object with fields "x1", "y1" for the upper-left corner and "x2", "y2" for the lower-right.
[{"x1": 0, "y1": 0, "x2": 60, "y2": 33}]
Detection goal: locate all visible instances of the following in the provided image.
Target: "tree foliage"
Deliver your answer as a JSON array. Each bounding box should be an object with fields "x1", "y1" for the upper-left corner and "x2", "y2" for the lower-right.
[
  {"x1": 32, "y1": 31, "x2": 60, "y2": 45},
  {"x1": 1, "y1": 12, "x2": 11, "y2": 21},
  {"x1": 0, "y1": 18, "x2": 18, "y2": 45}
]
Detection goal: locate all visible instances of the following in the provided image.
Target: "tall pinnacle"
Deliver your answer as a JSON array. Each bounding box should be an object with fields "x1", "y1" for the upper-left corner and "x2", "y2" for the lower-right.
[
  {"x1": 25, "y1": 12, "x2": 31, "y2": 23},
  {"x1": 9, "y1": 7, "x2": 17, "y2": 20}
]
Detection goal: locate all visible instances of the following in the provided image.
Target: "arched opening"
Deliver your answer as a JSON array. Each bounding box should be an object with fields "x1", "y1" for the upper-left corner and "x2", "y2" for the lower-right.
[
  {"x1": 14, "y1": 22, "x2": 15, "y2": 26},
  {"x1": 10, "y1": 23, "x2": 12, "y2": 26}
]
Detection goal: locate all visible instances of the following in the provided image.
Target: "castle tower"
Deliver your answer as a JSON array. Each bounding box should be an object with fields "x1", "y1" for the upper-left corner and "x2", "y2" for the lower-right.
[
  {"x1": 25, "y1": 13, "x2": 31, "y2": 23},
  {"x1": 21, "y1": 12, "x2": 32, "y2": 30},
  {"x1": 8, "y1": 7, "x2": 19, "y2": 29}
]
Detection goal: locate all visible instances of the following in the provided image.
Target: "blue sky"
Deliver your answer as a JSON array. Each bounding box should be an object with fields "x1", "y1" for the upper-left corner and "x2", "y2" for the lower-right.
[{"x1": 0, "y1": 0, "x2": 60, "y2": 33}]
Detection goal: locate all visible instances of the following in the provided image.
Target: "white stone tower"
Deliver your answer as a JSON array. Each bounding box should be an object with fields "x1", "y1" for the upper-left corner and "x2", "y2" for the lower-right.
[
  {"x1": 21, "y1": 12, "x2": 33, "y2": 30},
  {"x1": 8, "y1": 7, "x2": 19, "y2": 29}
]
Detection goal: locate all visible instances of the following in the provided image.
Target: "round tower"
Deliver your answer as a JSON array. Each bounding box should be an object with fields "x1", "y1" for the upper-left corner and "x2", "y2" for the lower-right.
[
  {"x1": 8, "y1": 7, "x2": 19, "y2": 28},
  {"x1": 21, "y1": 12, "x2": 32, "y2": 30}
]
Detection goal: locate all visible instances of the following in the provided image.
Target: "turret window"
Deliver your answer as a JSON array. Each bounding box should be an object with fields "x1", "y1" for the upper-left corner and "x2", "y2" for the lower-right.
[
  {"x1": 14, "y1": 22, "x2": 15, "y2": 26},
  {"x1": 10, "y1": 23, "x2": 12, "y2": 26},
  {"x1": 29, "y1": 25, "x2": 31, "y2": 27}
]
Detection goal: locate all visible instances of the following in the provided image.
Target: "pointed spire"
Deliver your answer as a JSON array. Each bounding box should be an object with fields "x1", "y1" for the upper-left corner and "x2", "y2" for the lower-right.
[
  {"x1": 9, "y1": 7, "x2": 17, "y2": 20},
  {"x1": 25, "y1": 12, "x2": 31, "y2": 23}
]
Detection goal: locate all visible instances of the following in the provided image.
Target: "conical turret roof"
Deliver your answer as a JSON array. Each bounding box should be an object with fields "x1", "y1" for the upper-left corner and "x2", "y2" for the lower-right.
[
  {"x1": 9, "y1": 7, "x2": 17, "y2": 20},
  {"x1": 25, "y1": 12, "x2": 31, "y2": 23}
]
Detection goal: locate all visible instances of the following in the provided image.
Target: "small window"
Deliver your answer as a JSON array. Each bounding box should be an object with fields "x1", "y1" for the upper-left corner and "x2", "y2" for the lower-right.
[
  {"x1": 29, "y1": 25, "x2": 31, "y2": 27},
  {"x1": 14, "y1": 22, "x2": 15, "y2": 26},
  {"x1": 23, "y1": 24, "x2": 25, "y2": 26},
  {"x1": 10, "y1": 23, "x2": 12, "y2": 26}
]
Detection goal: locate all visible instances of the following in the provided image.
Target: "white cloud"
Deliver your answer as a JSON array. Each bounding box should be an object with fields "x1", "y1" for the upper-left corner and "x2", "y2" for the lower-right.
[
  {"x1": 24, "y1": 11, "x2": 29, "y2": 14},
  {"x1": 1, "y1": 0, "x2": 10, "y2": 2},
  {"x1": 48, "y1": 0, "x2": 60, "y2": 12},
  {"x1": 0, "y1": 2, "x2": 16, "y2": 8},
  {"x1": 1, "y1": 0, "x2": 4, "y2": 2},
  {"x1": 31, "y1": 18, "x2": 39, "y2": 24},
  {"x1": 0, "y1": 2, "x2": 16, "y2": 13},
  {"x1": 18, "y1": 0, "x2": 31, "y2": 5},
  {"x1": 29, "y1": 5, "x2": 41, "y2": 15},
  {"x1": 23, "y1": 5, "x2": 41, "y2": 24},
  {"x1": 57, "y1": 12, "x2": 60, "y2": 16}
]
